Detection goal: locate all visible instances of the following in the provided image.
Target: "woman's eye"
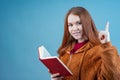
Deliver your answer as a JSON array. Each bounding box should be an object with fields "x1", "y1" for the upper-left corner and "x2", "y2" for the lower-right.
[
  {"x1": 76, "y1": 22, "x2": 81, "y2": 26},
  {"x1": 68, "y1": 24, "x2": 73, "y2": 27}
]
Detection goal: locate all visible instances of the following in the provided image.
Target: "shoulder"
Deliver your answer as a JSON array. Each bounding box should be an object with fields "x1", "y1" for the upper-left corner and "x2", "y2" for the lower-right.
[
  {"x1": 84, "y1": 42, "x2": 110, "y2": 59},
  {"x1": 86, "y1": 42, "x2": 120, "y2": 62},
  {"x1": 88, "y1": 42, "x2": 117, "y2": 52}
]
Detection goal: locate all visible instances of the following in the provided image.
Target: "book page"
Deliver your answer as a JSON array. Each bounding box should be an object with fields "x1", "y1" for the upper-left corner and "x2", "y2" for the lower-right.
[{"x1": 38, "y1": 46, "x2": 51, "y2": 59}]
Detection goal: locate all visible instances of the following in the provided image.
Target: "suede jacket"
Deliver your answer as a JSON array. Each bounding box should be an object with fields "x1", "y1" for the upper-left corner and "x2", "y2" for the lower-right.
[{"x1": 59, "y1": 42, "x2": 120, "y2": 80}]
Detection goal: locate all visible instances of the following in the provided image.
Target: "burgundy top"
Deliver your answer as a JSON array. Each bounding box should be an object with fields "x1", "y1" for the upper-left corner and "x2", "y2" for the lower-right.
[{"x1": 70, "y1": 40, "x2": 88, "y2": 54}]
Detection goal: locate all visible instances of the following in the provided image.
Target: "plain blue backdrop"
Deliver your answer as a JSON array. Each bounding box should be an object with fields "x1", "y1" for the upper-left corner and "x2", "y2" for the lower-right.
[{"x1": 0, "y1": 0, "x2": 120, "y2": 80}]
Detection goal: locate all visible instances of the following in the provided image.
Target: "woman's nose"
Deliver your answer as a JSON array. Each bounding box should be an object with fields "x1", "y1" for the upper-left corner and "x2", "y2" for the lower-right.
[{"x1": 73, "y1": 25, "x2": 79, "y2": 30}]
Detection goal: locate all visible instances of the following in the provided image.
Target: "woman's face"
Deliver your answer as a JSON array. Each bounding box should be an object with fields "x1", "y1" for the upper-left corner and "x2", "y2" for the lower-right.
[{"x1": 67, "y1": 14, "x2": 87, "y2": 43}]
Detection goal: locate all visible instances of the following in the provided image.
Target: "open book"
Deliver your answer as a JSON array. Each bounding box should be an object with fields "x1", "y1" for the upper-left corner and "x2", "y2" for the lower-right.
[{"x1": 38, "y1": 46, "x2": 73, "y2": 76}]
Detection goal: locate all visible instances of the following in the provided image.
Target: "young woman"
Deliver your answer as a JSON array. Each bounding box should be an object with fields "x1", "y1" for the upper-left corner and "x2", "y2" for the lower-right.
[{"x1": 50, "y1": 7, "x2": 120, "y2": 80}]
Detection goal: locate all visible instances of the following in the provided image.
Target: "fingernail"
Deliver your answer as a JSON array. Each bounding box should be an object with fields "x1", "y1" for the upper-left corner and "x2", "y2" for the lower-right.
[{"x1": 101, "y1": 35, "x2": 105, "y2": 40}]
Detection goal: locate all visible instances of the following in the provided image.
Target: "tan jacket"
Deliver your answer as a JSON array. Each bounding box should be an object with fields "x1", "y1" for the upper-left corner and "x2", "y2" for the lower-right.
[{"x1": 59, "y1": 42, "x2": 120, "y2": 80}]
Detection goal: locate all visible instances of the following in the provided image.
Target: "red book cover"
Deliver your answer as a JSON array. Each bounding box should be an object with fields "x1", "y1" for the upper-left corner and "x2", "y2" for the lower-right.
[{"x1": 38, "y1": 46, "x2": 73, "y2": 76}]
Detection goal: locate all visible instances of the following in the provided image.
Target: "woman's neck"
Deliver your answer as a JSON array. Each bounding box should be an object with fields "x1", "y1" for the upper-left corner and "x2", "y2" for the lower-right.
[{"x1": 78, "y1": 38, "x2": 88, "y2": 43}]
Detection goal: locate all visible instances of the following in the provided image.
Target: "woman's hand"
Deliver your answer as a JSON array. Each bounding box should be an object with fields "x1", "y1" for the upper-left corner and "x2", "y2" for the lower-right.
[
  {"x1": 99, "y1": 21, "x2": 110, "y2": 44},
  {"x1": 51, "y1": 73, "x2": 63, "y2": 80}
]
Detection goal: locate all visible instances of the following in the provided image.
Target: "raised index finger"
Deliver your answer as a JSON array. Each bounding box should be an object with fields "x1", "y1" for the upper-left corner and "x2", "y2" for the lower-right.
[{"x1": 105, "y1": 21, "x2": 109, "y2": 32}]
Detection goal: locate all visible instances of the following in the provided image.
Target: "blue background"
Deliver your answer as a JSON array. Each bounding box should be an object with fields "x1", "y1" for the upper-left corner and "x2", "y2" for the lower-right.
[{"x1": 0, "y1": 0, "x2": 120, "y2": 80}]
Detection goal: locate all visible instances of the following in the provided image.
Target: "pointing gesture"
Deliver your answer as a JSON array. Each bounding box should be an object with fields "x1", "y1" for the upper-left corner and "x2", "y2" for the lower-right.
[
  {"x1": 99, "y1": 21, "x2": 110, "y2": 44},
  {"x1": 105, "y1": 21, "x2": 109, "y2": 32}
]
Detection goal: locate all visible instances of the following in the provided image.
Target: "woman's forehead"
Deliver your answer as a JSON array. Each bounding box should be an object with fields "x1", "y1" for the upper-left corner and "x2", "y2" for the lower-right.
[{"x1": 68, "y1": 14, "x2": 80, "y2": 23}]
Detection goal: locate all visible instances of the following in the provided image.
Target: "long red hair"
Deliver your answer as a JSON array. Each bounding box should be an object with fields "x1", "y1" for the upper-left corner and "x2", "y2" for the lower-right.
[{"x1": 58, "y1": 7, "x2": 100, "y2": 55}]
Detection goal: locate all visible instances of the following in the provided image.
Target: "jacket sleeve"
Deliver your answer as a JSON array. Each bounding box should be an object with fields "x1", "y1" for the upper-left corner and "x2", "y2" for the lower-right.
[{"x1": 97, "y1": 42, "x2": 120, "y2": 80}]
